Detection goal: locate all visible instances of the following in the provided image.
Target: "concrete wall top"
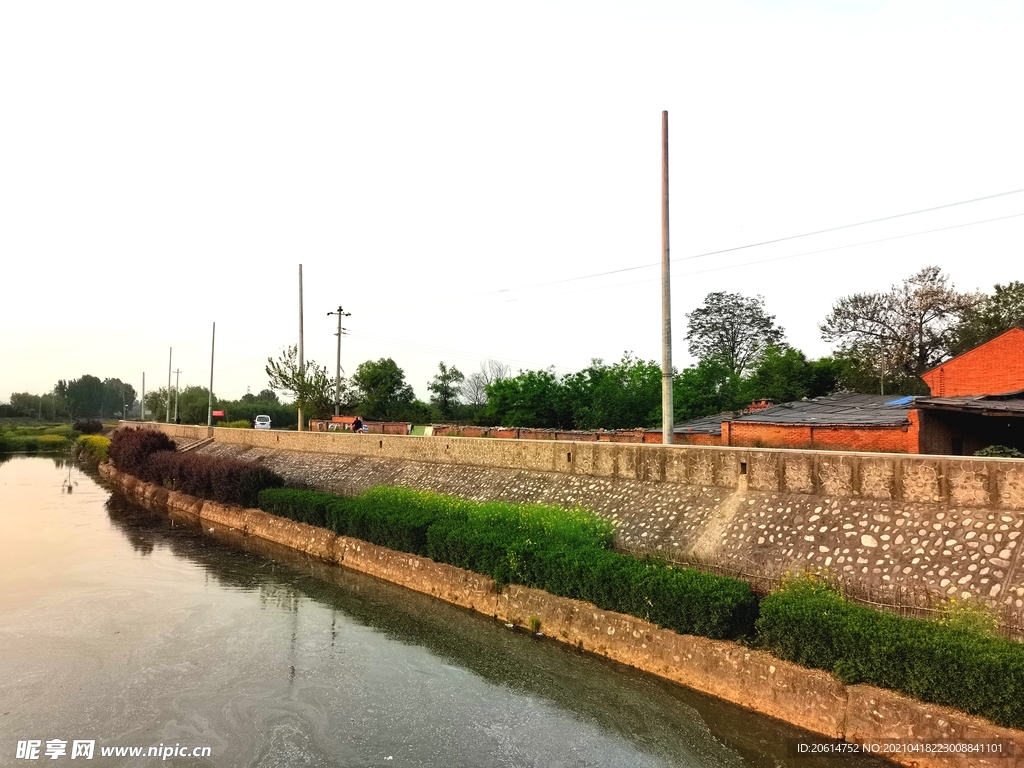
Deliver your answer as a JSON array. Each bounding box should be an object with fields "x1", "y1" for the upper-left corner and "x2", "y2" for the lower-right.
[{"x1": 120, "y1": 422, "x2": 1024, "y2": 509}]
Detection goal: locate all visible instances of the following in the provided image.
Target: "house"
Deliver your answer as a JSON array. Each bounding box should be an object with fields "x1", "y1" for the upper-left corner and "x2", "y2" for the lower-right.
[{"x1": 679, "y1": 329, "x2": 1024, "y2": 455}]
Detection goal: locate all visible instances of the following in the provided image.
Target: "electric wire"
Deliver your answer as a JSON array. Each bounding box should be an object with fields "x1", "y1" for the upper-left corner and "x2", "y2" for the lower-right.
[
  {"x1": 361, "y1": 210, "x2": 1024, "y2": 314},
  {"x1": 360, "y1": 186, "x2": 1024, "y2": 315}
]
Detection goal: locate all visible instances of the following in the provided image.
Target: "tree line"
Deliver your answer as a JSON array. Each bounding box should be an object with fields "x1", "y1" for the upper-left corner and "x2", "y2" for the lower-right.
[{"x1": 6, "y1": 268, "x2": 1020, "y2": 429}]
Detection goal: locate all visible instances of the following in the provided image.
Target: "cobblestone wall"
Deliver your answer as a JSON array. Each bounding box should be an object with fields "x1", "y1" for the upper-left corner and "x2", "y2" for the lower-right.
[{"x1": 119, "y1": 423, "x2": 1024, "y2": 607}]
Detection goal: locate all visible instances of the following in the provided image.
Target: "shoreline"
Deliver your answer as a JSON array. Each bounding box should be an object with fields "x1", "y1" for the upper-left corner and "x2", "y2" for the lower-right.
[{"x1": 98, "y1": 462, "x2": 1023, "y2": 768}]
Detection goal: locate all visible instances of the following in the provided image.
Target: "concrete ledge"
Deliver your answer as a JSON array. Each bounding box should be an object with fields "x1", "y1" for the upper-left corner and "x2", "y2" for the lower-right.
[{"x1": 98, "y1": 462, "x2": 1024, "y2": 767}]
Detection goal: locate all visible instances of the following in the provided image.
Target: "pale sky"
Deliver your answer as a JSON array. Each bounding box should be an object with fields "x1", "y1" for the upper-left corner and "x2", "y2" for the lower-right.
[{"x1": 2, "y1": 1, "x2": 1022, "y2": 404}]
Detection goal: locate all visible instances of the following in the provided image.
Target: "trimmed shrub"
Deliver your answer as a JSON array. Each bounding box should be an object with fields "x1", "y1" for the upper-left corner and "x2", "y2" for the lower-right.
[
  {"x1": 110, "y1": 427, "x2": 282, "y2": 507},
  {"x1": 756, "y1": 577, "x2": 1024, "y2": 729},
  {"x1": 153, "y1": 452, "x2": 284, "y2": 508},
  {"x1": 76, "y1": 435, "x2": 111, "y2": 463},
  {"x1": 109, "y1": 428, "x2": 177, "y2": 478},
  {"x1": 73, "y1": 419, "x2": 104, "y2": 435},
  {"x1": 259, "y1": 488, "x2": 340, "y2": 528},
  {"x1": 256, "y1": 486, "x2": 757, "y2": 640},
  {"x1": 220, "y1": 420, "x2": 252, "y2": 429}
]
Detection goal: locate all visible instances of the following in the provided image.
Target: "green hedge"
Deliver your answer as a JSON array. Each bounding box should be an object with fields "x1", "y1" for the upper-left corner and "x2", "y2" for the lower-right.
[
  {"x1": 756, "y1": 578, "x2": 1024, "y2": 729},
  {"x1": 257, "y1": 486, "x2": 757, "y2": 640},
  {"x1": 76, "y1": 434, "x2": 111, "y2": 464}
]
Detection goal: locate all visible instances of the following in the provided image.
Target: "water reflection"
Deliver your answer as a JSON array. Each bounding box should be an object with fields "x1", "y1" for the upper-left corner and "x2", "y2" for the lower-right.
[{"x1": 100, "y1": 490, "x2": 892, "y2": 768}]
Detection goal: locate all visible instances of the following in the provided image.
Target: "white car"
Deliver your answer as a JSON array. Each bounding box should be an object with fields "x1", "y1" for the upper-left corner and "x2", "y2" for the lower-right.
[{"x1": 254, "y1": 415, "x2": 272, "y2": 430}]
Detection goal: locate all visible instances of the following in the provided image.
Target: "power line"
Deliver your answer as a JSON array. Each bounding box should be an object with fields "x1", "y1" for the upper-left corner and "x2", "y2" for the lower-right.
[
  {"x1": 361, "y1": 186, "x2": 1024, "y2": 314},
  {"x1": 363, "y1": 210, "x2": 1024, "y2": 315}
]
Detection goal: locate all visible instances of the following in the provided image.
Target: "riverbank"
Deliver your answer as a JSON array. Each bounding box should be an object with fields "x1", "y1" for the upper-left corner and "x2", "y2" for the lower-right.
[{"x1": 99, "y1": 462, "x2": 1023, "y2": 768}]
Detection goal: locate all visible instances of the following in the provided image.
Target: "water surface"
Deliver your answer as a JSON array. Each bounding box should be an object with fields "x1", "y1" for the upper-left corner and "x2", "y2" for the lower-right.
[{"x1": 0, "y1": 456, "x2": 891, "y2": 767}]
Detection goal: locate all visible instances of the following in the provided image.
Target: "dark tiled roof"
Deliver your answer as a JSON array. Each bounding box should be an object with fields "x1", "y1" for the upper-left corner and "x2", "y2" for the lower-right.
[
  {"x1": 729, "y1": 393, "x2": 913, "y2": 427},
  {"x1": 917, "y1": 392, "x2": 1024, "y2": 417},
  {"x1": 673, "y1": 412, "x2": 731, "y2": 435}
]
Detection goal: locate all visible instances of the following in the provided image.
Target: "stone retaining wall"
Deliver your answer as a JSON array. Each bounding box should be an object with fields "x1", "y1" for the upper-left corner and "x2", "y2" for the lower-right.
[
  {"x1": 119, "y1": 422, "x2": 1024, "y2": 608},
  {"x1": 98, "y1": 462, "x2": 1024, "y2": 768},
  {"x1": 122, "y1": 422, "x2": 1024, "y2": 508}
]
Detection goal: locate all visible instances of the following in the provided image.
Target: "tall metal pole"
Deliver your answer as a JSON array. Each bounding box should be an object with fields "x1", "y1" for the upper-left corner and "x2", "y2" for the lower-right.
[
  {"x1": 298, "y1": 265, "x2": 305, "y2": 432},
  {"x1": 328, "y1": 306, "x2": 351, "y2": 417},
  {"x1": 141, "y1": 372, "x2": 145, "y2": 422},
  {"x1": 173, "y1": 369, "x2": 182, "y2": 422},
  {"x1": 166, "y1": 347, "x2": 172, "y2": 423},
  {"x1": 661, "y1": 110, "x2": 674, "y2": 445},
  {"x1": 207, "y1": 322, "x2": 216, "y2": 427}
]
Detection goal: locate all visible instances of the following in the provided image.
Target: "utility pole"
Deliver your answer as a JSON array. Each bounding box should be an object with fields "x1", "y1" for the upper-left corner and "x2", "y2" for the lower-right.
[
  {"x1": 141, "y1": 372, "x2": 145, "y2": 422},
  {"x1": 207, "y1": 322, "x2": 216, "y2": 427},
  {"x1": 298, "y1": 265, "x2": 305, "y2": 432},
  {"x1": 166, "y1": 347, "x2": 172, "y2": 423},
  {"x1": 327, "y1": 306, "x2": 351, "y2": 417},
  {"x1": 661, "y1": 110, "x2": 674, "y2": 445},
  {"x1": 173, "y1": 368, "x2": 182, "y2": 422}
]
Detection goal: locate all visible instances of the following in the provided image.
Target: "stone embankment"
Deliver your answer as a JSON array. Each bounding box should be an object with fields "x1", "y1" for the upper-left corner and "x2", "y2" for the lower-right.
[
  {"x1": 99, "y1": 461, "x2": 1023, "y2": 768},
  {"x1": 128, "y1": 422, "x2": 1024, "y2": 610}
]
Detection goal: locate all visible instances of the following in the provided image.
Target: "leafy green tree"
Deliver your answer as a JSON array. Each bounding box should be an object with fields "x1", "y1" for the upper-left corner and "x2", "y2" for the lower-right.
[
  {"x1": 740, "y1": 347, "x2": 841, "y2": 403},
  {"x1": 673, "y1": 357, "x2": 745, "y2": 421},
  {"x1": 265, "y1": 345, "x2": 342, "y2": 419},
  {"x1": 257, "y1": 388, "x2": 279, "y2": 404},
  {"x1": 62, "y1": 375, "x2": 106, "y2": 418},
  {"x1": 102, "y1": 379, "x2": 136, "y2": 418},
  {"x1": 820, "y1": 266, "x2": 977, "y2": 380},
  {"x1": 428, "y1": 362, "x2": 465, "y2": 420},
  {"x1": 175, "y1": 386, "x2": 216, "y2": 424},
  {"x1": 352, "y1": 358, "x2": 415, "y2": 420},
  {"x1": 143, "y1": 387, "x2": 172, "y2": 422},
  {"x1": 562, "y1": 353, "x2": 661, "y2": 430},
  {"x1": 953, "y1": 280, "x2": 1024, "y2": 354},
  {"x1": 686, "y1": 292, "x2": 786, "y2": 376},
  {"x1": 483, "y1": 368, "x2": 571, "y2": 428}
]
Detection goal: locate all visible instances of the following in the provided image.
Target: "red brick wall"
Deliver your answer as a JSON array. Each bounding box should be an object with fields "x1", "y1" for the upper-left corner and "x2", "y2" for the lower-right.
[
  {"x1": 677, "y1": 433, "x2": 720, "y2": 446},
  {"x1": 920, "y1": 328, "x2": 1024, "y2": 396},
  {"x1": 726, "y1": 422, "x2": 912, "y2": 453}
]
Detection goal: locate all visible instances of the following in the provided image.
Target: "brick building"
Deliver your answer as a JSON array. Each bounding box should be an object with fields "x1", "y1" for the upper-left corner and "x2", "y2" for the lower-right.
[
  {"x1": 914, "y1": 328, "x2": 1024, "y2": 455},
  {"x1": 673, "y1": 328, "x2": 1024, "y2": 455}
]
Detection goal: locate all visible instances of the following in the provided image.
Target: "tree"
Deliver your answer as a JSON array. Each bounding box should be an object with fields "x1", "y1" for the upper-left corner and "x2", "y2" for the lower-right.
[
  {"x1": 953, "y1": 280, "x2": 1024, "y2": 354},
  {"x1": 562, "y1": 353, "x2": 661, "y2": 430},
  {"x1": 673, "y1": 357, "x2": 745, "y2": 421},
  {"x1": 256, "y1": 389, "x2": 280, "y2": 404},
  {"x1": 685, "y1": 292, "x2": 786, "y2": 376},
  {"x1": 265, "y1": 345, "x2": 342, "y2": 419},
  {"x1": 102, "y1": 378, "x2": 136, "y2": 418},
  {"x1": 460, "y1": 359, "x2": 511, "y2": 409},
  {"x1": 61, "y1": 375, "x2": 106, "y2": 418},
  {"x1": 742, "y1": 347, "x2": 842, "y2": 404},
  {"x1": 352, "y1": 358, "x2": 415, "y2": 420},
  {"x1": 428, "y1": 362, "x2": 465, "y2": 420},
  {"x1": 175, "y1": 386, "x2": 215, "y2": 424},
  {"x1": 820, "y1": 266, "x2": 978, "y2": 382},
  {"x1": 483, "y1": 368, "x2": 571, "y2": 428}
]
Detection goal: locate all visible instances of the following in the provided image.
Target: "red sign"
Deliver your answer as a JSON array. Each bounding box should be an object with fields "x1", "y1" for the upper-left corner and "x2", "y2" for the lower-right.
[{"x1": 212, "y1": 410, "x2": 225, "y2": 417}]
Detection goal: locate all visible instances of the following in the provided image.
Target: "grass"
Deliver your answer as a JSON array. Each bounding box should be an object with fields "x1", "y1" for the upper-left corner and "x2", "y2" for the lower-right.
[{"x1": 0, "y1": 422, "x2": 78, "y2": 454}]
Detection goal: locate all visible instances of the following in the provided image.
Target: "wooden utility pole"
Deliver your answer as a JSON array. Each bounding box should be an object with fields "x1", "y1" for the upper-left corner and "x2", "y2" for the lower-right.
[{"x1": 661, "y1": 110, "x2": 674, "y2": 445}]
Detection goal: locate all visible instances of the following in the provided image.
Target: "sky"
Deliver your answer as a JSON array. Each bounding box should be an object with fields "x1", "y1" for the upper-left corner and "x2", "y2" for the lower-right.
[{"x1": 2, "y1": 1, "x2": 1022, "y2": 405}]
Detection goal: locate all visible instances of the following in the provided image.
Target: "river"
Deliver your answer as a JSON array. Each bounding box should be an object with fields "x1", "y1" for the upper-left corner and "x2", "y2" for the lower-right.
[{"x1": 0, "y1": 456, "x2": 892, "y2": 767}]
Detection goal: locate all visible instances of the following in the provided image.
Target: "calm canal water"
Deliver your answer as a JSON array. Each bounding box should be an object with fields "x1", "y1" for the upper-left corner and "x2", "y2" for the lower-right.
[{"x1": 0, "y1": 456, "x2": 892, "y2": 768}]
